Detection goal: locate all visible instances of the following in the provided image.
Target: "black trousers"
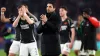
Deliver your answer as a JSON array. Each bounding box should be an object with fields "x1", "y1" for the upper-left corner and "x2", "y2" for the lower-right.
[{"x1": 4, "y1": 42, "x2": 12, "y2": 56}]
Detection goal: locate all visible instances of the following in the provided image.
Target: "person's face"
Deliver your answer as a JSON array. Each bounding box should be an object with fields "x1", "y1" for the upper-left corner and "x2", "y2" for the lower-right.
[
  {"x1": 21, "y1": 5, "x2": 27, "y2": 11},
  {"x1": 78, "y1": 15, "x2": 83, "y2": 24},
  {"x1": 18, "y1": 7, "x2": 25, "y2": 20},
  {"x1": 46, "y1": 3, "x2": 55, "y2": 13},
  {"x1": 22, "y1": 5, "x2": 26, "y2": 8},
  {"x1": 18, "y1": 5, "x2": 25, "y2": 12},
  {"x1": 83, "y1": 12, "x2": 88, "y2": 18},
  {"x1": 18, "y1": 7, "x2": 22, "y2": 13},
  {"x1": 59, "y1": 8, "x2": 67, "y2": 17}
]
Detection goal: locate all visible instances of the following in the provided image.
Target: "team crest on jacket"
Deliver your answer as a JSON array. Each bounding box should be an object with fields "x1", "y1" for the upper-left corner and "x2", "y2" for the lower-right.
[{"x1": 64, "y1": 22, "x2": 67, "y2": 25}]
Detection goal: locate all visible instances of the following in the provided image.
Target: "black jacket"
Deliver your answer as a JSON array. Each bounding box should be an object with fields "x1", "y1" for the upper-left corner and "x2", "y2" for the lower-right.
[{"x1": 37, "y1": 12, "x2": 61, "y2": 55}]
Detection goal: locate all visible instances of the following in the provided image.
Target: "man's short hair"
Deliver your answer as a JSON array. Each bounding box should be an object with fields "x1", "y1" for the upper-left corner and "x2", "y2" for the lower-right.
[
  {"x1": 60, "y1": 6, "x2": 68, "y2": 11},
  {"x1": 17, "y1": 3, "x2": 28, "y2": 9},
  {"x1": 83, "y1": 8, "x2": 92, "y2": 15},
  {"x1": 47, "y1": 1, "x2": 56, "y2": 8}
]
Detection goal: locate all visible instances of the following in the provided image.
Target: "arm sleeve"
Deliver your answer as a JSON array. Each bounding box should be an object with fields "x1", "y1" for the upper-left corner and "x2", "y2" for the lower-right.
[
  {"x1": 88, "y1": 17, "x2": 99, "y2": 28},
  {"x1": 9, "y1": 16, "x2": 16, "y2": 23},
  {"x1": 70, "y1": 19, "x2": 75, "y2": 28}
]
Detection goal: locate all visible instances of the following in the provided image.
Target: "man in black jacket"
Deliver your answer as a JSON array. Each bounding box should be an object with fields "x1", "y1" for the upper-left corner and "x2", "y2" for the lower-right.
[
  {"x1": 37, "y1": 1, "x2": 61, "y2": 56},
  {"x1": 81, "y1": 8, "x2": 99, "y2": 56}
]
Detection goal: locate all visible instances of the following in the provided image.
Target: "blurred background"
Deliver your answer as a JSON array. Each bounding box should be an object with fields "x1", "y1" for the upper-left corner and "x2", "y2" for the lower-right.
[
  {"x1": 0, "y1": 0, "x2": 100, "y2": 56},
  {"x1": 0, "y1": 0, "x2": 100, "y2": 20}
]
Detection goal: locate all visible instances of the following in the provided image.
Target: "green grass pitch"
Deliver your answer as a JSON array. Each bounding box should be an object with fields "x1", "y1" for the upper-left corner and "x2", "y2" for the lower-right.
[{"x1": 0, "y1": 49, "x2": 100, "y2": 56}]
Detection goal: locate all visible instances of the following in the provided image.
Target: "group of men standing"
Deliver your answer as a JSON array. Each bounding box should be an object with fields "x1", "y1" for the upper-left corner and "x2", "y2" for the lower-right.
[{"x1": 0, "y1": 1, "x2": 100, "y2": 56}]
